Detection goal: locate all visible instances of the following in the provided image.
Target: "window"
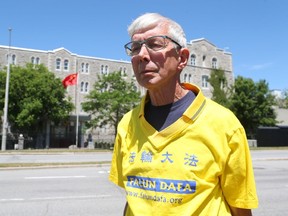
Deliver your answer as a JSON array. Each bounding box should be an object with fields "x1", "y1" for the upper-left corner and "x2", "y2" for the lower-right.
[
  {"x1": 105, "y1": 65, "x2": 109, "y2": 74},
  {"x1": 184, "y1": 73, "x2": 192, "y2": 83},
  {"x1": 188, "y1": 74, "x2": 192, "y2": 83},
  {"x1": 85, "y1": 63, "x2": 89, "y2": 73},
  {"x1": 100, "y1": 83, "x2": 109, "y2": 93},
  {"x1": 81, "y1": 63, "x2": 85, "y2": 73},
  {"x1": 36, "y1": 57, "x2": 40, "y2": 64},
  {"x1": 220, "y1": 80, "x2": 225, "y2": 90},
  {"x1": 120, "y1": 67, "x2": 127, "y2": 76},
  {"x1": 212, "y1": 58, "x2": 217, "y2": 69},
  {"x1": 81, "y1": 82, "x2": 84, "y2": 92},
  {"x1": 184, "y1": 73, "x2": 187, "y2": 82},
  {"x1": 190, "y1": 54, "x2": 196, "y2": 66},
  {"x1": 85, "y1": 82, "x2": 89, "y2": 92},
  {"x1": 64, "y1": 59, "x2": 69, "y2": 71},
  {"x1": 101, "y1": 65, "x2": 109, "y2": 75},
  {"x1": 11, "y1": 54, "x2": 16, "y2": 65},
  {"x1": 80, "y1": 82, "x2": 89, "y2": 93},
  {"x1": 201, "y1": 75, "x2": 209, "y2": 88},
  {"x1": 56, "y1": 58, "x2": 61, "y2": 70},
  {"x1": 31, "y1": 57, "x2": 40, "y2": 65}
]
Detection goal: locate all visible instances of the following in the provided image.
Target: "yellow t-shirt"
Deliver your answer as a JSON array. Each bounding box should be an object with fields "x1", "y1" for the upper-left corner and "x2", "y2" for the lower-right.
[{"x1": 109, "y1": 83, "x2": 258, "y2": 216}]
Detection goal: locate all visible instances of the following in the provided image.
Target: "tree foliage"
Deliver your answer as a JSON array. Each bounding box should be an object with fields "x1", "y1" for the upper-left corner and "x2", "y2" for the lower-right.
[
  {"x1": 209, "y1": 69, "x2": 230, "y2": 107},
  {"x1": 0, "y1": 63, "x2": 74, "y2": 135},
  {"x1": 229, "y1": 76, "x2": 277, "y2": 138},
  {"x1": 82, "y1": 71, "x2": 141, "y2": 136}
]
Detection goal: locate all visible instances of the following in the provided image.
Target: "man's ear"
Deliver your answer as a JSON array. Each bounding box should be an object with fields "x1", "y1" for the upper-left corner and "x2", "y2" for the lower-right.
[{"x1": 178, "y1": 48, "x2": 190, "y2": 71}]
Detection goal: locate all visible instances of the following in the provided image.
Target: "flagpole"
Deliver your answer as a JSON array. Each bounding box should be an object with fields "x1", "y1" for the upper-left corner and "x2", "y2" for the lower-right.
[
  {"x1": 1, "y1": 28, "x2": 12, "y2": 151},
  {"x1": 75, "y1": 61, "x2": 79, "y2": 148}
]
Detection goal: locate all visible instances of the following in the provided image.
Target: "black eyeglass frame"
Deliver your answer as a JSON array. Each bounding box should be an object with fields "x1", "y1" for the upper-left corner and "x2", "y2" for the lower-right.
[{"x1": 124, "y1": 35, "x2": 182, "y2": 56}]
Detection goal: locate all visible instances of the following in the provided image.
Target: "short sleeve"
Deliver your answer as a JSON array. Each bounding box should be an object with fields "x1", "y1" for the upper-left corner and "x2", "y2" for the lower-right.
[
  {"x1": 220, "y1": 127, "x2": 258, "y2": 209},
  {"x1": 109, "y1": 132, "x2": 125, "y2": 188}
]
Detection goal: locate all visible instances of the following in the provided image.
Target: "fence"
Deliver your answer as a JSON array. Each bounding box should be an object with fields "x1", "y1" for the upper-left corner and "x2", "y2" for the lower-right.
[{"x1": 256, "y1": 126, "x2": 288, "y2": 147}]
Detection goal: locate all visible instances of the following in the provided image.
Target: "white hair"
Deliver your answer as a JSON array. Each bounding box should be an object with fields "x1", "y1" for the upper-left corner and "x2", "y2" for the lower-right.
[{"x1": 127, "y1": 13, "x2": 187, "y2": 48}]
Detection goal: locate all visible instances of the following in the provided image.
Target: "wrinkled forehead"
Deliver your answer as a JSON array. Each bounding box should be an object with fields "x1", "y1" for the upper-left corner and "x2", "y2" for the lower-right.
[{"x1": 130, "y1": 20, "x2": 169, "y2": 38}]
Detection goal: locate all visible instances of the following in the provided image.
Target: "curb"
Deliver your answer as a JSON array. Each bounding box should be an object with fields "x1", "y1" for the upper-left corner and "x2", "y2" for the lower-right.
[{"x1": 0, "y1": 161, "x2": 111, "y2": 170}]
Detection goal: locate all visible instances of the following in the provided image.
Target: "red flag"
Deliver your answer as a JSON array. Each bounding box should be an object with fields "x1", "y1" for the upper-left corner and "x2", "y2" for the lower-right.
[{"x1": 62, "y1": 73, "x2": 78, "y2": 88}]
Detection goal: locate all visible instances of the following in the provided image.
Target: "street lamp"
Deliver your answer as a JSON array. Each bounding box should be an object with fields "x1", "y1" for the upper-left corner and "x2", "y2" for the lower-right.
[{"x1": 1, "y1": 28, "x2": 12, "y2": 151}]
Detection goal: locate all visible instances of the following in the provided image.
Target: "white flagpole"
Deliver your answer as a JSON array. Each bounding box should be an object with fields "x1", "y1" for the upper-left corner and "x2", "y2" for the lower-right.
[
  {"x1": 75, "y1": 62, "x2": 79, "y2": 148},
  {"x1": 1, "y1": 28, "x2": 12, "y2": 151}
]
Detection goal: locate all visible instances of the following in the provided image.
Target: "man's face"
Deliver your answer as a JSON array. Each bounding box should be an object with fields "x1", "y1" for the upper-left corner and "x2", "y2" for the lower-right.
[{"x1": 130, "y1": 25, "x2": 182, "y2": 91}]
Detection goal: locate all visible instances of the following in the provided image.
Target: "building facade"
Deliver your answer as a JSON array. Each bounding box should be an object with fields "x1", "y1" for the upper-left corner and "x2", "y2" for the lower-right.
[{"x1": 0, "y1": 38, "x2": 233, "y2": 148}]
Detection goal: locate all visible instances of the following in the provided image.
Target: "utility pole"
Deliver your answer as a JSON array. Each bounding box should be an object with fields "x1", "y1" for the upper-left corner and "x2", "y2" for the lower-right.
[
  {"x1": 75, "y1": 62, "x2": 79, "y2": 148},
  {"x1": 1, "y1": 28, "x2": 12, "y2": 151}
]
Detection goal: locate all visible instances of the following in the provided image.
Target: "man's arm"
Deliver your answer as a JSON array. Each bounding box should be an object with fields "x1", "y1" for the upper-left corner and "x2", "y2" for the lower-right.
[{"x1": 229, "y1": 206, "x2": 252, "y2": 216}]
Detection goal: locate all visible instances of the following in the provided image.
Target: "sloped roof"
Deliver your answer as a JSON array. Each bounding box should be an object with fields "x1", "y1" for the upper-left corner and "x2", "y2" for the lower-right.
[
  {"x1": 188, "y1": 38, "x2": 232, "y2": 55},
  {"x1": 50, "y1": 47, "x2": 73, "y2": 54},
  {"x1": 189, "y1": 38, "x2": 216, "y2": 47}
]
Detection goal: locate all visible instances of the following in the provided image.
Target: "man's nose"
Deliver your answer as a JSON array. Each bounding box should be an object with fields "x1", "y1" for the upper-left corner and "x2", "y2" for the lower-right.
[{"x1": 138, "y1": 43, "x2": 150, "y2": 58}]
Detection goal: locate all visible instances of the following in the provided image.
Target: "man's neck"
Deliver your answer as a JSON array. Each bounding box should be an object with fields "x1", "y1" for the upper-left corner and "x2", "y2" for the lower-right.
[{"x1": 148, "y1": 83, "x2": 189, "y2": 106}]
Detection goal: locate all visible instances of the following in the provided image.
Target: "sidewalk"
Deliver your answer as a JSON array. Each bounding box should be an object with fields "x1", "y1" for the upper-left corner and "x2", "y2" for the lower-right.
[
  {"x1": 1, "y1": 148, "x2": 287, "y2": 169},
  {"x1": 0, "y1": 149, "x2": 112, "y2": 168}
]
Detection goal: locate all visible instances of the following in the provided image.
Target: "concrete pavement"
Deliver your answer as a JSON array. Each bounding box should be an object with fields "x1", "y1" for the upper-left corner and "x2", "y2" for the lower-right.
[
  {"x1": 1, "y1": 149, "x2": 287, "y2": 168},
  {"x1": 0, "y1": 150, "x2": 113, "y2": 168}
]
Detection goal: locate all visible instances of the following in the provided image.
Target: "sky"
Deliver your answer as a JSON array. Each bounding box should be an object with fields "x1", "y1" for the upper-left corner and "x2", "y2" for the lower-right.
[{"x1": 1, "y1": 0, "x2": 287, "y2": 91}]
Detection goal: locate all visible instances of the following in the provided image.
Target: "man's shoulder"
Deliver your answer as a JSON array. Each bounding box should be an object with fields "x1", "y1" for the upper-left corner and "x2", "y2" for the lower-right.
[
  {"x1": 206, "y1": 99, "x2": 232, "y2": 114},
  {"x1": 204, "y1": 99, "x2": 242, "y2": 125},
  {"x1": 119, "y1": 104, "x2": 142, "y2": 125}
]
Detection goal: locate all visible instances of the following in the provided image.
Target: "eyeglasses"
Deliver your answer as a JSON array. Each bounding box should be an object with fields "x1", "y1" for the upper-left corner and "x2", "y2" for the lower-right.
[{"x1": 124, "y1": 35, "x2": 182, "y2": 56}]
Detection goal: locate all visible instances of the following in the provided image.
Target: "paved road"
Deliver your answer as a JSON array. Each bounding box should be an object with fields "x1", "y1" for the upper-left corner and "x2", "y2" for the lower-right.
[
  {"x1": 0, "y1": 150, "x2": 288, "y2": 163},
  {"x1": 0, "y1": 166, "x2": 126, "y2": 216},
  {"x1": 1, "y1": 149, "x2": 287, "y2": 164},
  {"x1": 251, "y1": 149, "x2": 288, "y2": 160},
  {"x1": 0, "y1": 151, "x2": 112, "y2": 164},
  {"x1": 0, "y1": 150, "x2": 287, "y2": 215},
  {"x1": 251, "y1": 150, "x2": 288, "y2": 216}
]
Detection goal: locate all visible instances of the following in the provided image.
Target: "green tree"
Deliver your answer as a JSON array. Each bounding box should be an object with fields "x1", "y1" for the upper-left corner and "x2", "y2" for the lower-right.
[
  {"x1": 82, "y1": 71, "x2": 141, "y2": 137},
  {"x1": 229, "y1": 76, "x2": 277, "y2": 138},
  {"x1": 209, "y1": 69, "x2": 230, "y2": 107},
  {"x1": 0, "y1": 63, "x2": 74, "y2": 137}
]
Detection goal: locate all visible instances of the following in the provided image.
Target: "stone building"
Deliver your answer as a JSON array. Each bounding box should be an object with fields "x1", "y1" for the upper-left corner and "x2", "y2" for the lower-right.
[
  {"x1": 0, "y1": 38, "x2": 233, "y2": 148},
  {"x1": 183, "y1": 38, "x2": 233, "y2": 97}
]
